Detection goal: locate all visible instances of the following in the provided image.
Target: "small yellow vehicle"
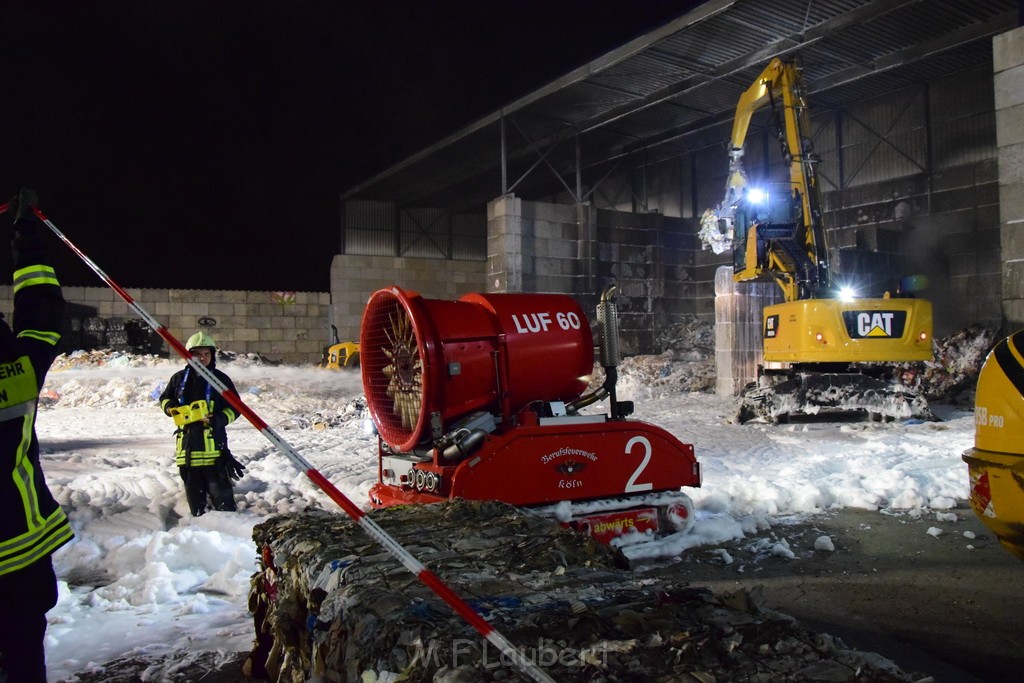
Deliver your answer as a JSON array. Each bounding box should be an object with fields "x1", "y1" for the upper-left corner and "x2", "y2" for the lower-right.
[
  {"x1": 962, "y1": 329, "x2": 1024, "y2": 560},
  {"x1": 319, "y1": 326, "x2": 360, "y2": 369}
]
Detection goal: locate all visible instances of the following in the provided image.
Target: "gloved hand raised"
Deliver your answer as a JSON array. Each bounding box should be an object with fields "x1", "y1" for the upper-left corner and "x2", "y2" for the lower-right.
[
  {"x1": 217, "y1": 452, "x2": 246, "y2": 481},
  {"x1": 7, "y1": 189, "x2": 45, "y2": 266},
  {"x1": 8, "y1": 188, "x2": 39, "y2": 224}
]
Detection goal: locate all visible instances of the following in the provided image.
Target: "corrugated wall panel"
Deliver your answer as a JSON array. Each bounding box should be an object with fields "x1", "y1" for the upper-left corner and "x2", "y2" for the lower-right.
[
  {"x1": 343, "y1": 200, "x2": 396, "y2": 256},
  {"x1": 344, "y1": 200, "x2": 395, "y2": 229},
  {"x1": 451, "y1": 214, "x2": 486, "y2": 260},
  {"x1": 809, "y1": 112, "x2": 841, "y2": 193},
  {"x1": 591, "y1": 172, "x2": 635, "y2": 213},
  {"x1": 342, "y1": 203, "x2": 485, "y2": 260},
  {"x1": 400, "y1": 207, "x2": 448, "y2": 258},
  {"x1": 843, "y1": 133, "x2": 927, "y2": 187},
  {"x1": 931, "y1": 65, "x2": 996, "y2": 120},
  {"x1": 930, "y1": 65, "x2": 997, "y2": 168},
  {"x1": 637, "y1": 157, "x2": 684, "y2": 217},
  {"x1": 841, "y1": 86, "x2": 927, "y2": 187},
  {"x1": 345, "y1": 229, "x2": 394, "y2": 256},
  {"x1": 932, "y1": 113, "x2": 996, "y2": 168},
  {"x1": 842, "y1": 87, "x2": 926, "y2": 146}
]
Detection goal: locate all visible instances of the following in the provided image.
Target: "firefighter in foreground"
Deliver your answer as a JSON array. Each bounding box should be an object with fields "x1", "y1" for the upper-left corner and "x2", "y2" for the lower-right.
[
  {"x1": 0, "y1": 190, "x2": 74, "y2": 682},
  {"x1": 160, "y1": 331, "x2": 245, "y2": 515}
]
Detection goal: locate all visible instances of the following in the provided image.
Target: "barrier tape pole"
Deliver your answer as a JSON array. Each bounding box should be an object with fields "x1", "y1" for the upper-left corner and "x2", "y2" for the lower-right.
[{"x1": 21, "y1": 203, "x2": 554, "y2": 683}]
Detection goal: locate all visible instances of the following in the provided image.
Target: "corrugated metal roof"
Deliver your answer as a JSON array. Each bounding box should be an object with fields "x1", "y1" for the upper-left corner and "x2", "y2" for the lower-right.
[{"x1": 342, "y1": 0, "x2": 1018, "y2": 213}]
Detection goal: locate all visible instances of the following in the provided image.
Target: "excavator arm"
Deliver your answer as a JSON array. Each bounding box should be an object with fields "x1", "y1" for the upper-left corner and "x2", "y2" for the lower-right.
[{"x1": 705, "y1": 57, "x2": 830, "y2": 302}]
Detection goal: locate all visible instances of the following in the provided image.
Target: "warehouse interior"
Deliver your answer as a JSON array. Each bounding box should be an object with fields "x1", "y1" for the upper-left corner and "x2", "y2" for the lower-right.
[{"x1": 330, "y1": 0, "x2": 1022, "y2": 374}]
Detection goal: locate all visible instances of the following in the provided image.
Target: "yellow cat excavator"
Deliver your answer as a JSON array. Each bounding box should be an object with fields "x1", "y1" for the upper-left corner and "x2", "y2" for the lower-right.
[{"x1": 700, "y1": 57, "x2": 934, "y2": 422}]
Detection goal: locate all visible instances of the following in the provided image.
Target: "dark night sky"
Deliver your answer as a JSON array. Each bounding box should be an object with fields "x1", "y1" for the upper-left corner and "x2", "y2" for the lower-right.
[{"x1": 2, "y1": 1, "x2": 696, "y2": 292}]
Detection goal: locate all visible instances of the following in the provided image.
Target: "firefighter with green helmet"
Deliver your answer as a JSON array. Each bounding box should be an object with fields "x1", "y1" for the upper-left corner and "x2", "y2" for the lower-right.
[
  {"x1": 160, "y1": 331, "x2": 246, "y2": 515},
  {"x1": 0, "y1": 190, "x2": 73, "y2": 682}
]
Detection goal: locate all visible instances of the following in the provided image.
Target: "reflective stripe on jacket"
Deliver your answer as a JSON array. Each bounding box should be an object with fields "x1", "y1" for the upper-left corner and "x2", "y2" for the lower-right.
[
  {"x1": 1, "y1": 258, "x2": 73, "y2": 577},
  {"x1": 159, "y1": 364, "x2": 238, "y2": 468},
  {"x1": 174, "y1": 419, "x2": 230, "y2": 466}
]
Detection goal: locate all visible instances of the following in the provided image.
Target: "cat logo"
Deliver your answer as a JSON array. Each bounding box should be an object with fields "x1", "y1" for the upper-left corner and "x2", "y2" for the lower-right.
[
  {"x1": 858, "y1": 312, "x2": 895, "y2": 337},
  {"x1": 841, "y1": 310, "x2": 907, "y2": 339}
]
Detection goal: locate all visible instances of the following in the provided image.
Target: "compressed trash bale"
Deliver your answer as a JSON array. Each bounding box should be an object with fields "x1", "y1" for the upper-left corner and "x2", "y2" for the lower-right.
[{"x1": 247, "y1": 500, "x2": 924, "y2": 682}]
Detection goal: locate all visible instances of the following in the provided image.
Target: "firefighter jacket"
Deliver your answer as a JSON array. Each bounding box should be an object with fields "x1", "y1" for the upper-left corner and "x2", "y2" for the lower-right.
[
  {"x1": 159, "y1": 359, "x2": 239, "y2": 467},
  {"x1": 0, "y1": 217, "x2": 73, "y2": 578}
]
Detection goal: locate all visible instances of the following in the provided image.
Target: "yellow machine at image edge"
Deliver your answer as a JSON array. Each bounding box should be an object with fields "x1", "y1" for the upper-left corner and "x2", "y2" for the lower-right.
[{"x1": 962, "y1": 329, "x2": 1024, "y2": 560}]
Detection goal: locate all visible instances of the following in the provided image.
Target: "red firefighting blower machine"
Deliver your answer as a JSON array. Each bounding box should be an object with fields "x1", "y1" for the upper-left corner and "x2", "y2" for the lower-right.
[{"x1": 360, "y1": 285, "x2": 701, "y2": 545}]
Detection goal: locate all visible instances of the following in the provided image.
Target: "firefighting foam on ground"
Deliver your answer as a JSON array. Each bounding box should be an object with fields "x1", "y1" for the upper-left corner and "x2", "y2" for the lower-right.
[{"x1": 32, "y1": 325, "x2": 1006, "y2": 681}]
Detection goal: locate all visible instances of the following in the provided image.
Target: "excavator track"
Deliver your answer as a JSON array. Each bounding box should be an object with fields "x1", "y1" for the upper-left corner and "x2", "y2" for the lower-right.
[{"x1": 736, "y1": 371, "x2": 936, "y2": 424}]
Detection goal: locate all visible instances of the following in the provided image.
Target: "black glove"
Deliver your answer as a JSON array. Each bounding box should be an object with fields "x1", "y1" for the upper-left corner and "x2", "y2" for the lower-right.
[
  {"x1": 9, "y1": 188, "x2": 38, "y2": 224},
  {"x1": 217, "y1": 452, "x2": 246, "y2": 481},
  {"x1": 209, "y1": 411, "x2": 229, "y2": 429},
  {"x1": 8, "y1": 189, "x2": 44, "y2": 267}
]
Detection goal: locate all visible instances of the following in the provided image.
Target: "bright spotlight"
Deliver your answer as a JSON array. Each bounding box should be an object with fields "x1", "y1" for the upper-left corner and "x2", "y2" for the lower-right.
[
  {"x1": 747, "y1": 188, "x2": 767, "y2": 204},
  {"x1": 838, "y1": 286, "x2": 856, "y2": 302}
]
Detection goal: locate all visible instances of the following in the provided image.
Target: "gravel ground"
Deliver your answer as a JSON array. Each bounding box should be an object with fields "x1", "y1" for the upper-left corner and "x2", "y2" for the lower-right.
[
  {"x1": 637, "y1": 506, "x2": 1023, "y2": 683},
  {"x1": 63, "y1": 506, "x2": 1022, "y2": 683}
]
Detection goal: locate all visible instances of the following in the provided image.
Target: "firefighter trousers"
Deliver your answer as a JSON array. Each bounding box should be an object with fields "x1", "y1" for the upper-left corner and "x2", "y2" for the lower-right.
[
  {"x1": 179, "y1": 464, "x2": 237, "y2": 516},
  {"x1": 0, "y1": 556, "x2": 57, "y2": 683}
]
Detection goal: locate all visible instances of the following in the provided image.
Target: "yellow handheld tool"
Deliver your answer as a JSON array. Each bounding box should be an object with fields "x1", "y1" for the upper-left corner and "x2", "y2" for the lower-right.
[{"x1": 169, "y1": 400, "x2": 210, "y2": 427}]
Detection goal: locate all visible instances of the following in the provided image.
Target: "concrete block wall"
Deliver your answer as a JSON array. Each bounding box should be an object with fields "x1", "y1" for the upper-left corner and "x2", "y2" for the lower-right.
[
  {"x1": 487, "y1": 195, "x2": 583, "y2": 295},
  {"x1": 694, "y1": 245, "x2": 733, "y2": 321},
  {"x1": 328, "y1": 253, "x2": 487, "y2": 343},
  {"x1": 0, "y1": 285, "x2": 331, "y2": 365},
  {"x1": 487, "y1": 194, "x2": 526, "y2": 293},
  {"x1": 487, "y1": 194, "x2": 700, "y2": 355},
  {"x1": 593, "y1": 208, "x2": 699, "y2": 354},
  {"x1": 995, "y1": 25, "x2": 1024, "y2": 331}
]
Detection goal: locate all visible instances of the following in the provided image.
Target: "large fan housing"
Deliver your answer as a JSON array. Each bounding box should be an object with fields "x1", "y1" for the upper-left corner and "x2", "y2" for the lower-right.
[{"x1": 360, "y1": 286, "x2": 594, "y2": 451}]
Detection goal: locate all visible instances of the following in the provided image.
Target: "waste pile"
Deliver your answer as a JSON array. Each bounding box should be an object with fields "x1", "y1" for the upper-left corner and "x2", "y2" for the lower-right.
[
  {"x1": 61, "y1": 316, "x2": 165, "y2": 355},
  {"x1": 895, "y1": 323, "x2": 998, "y2": 407},
  {"x1": 248, "y1": 501, "x2": 923, "y2": 682},
  {"x1": 592, "y1": 315, "x2": 717, "y2": 397},
  {"x1": 49, "y1": 348, "x2": 173, "y2": 372}
]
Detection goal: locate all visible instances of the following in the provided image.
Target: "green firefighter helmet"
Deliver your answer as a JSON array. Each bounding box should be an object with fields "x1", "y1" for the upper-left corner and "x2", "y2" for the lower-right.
[{"x1": 186, "y1": 330, "x2": 217, "y2": 351}]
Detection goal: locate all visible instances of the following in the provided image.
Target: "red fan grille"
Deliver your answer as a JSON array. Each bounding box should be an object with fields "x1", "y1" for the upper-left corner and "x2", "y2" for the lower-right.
[{"x1": 360, "y1": 288, "x2": 427, "y2": 450}]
